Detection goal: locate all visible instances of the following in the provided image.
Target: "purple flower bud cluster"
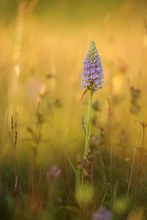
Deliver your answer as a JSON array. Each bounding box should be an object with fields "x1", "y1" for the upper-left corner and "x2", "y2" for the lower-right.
[{"x1": 81, "y1": 41, "x2": 103, "y2": 92}]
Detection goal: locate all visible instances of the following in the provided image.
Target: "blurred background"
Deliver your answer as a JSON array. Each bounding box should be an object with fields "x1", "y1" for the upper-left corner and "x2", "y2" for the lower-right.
[
  {"x1": 0, "y1": 0, "x2": 147, "y2": 161},
  {"x1": 0, "y1": 1, "x2": 147, "y2": 219}
]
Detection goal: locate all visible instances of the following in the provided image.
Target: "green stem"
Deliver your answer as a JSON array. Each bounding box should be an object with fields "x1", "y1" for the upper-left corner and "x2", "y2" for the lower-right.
[
  {"x1": 127, "y1": 147, "x2": 137, "y2": 197},
  {"x1": 80, "y1": 90, "x2": 94, "y2": 214},
  {"x1": 83, "y1": 90, "x2": 94, "y2": 159}
]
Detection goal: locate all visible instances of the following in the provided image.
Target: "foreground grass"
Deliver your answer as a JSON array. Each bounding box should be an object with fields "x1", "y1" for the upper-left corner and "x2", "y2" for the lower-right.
[{"x1": 0, "y1": 4, "x2": 147, "y2": 219}]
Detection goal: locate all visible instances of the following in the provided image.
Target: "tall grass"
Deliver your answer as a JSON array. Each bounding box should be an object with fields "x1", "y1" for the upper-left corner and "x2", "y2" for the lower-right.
[{"x1": 0, "y1": 1, "x2": 147, "y2": 219}]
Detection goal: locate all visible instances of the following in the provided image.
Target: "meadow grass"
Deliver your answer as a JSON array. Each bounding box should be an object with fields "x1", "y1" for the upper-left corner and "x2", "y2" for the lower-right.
[{"x1": 0, "y1": 1, "x2": 147, "y2": 219}]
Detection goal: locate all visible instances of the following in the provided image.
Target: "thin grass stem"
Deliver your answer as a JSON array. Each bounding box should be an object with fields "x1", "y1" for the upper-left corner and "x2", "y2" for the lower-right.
[{"x1": 127, "y1": 147, "x2": 137, "y2": 197}]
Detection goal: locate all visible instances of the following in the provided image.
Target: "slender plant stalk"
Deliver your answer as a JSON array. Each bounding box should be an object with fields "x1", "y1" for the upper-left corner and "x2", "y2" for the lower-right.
[
  {"x1": 84, "y1": 90, "x2": 94, "y2": 159},
  {"x1": 107, "y1": 98, "x2": 113, "y2": 208},
  {"x1": 79, "y1": 90, "x2": 94, "y2": 215},
  {"x1": 135, "y1": 121, "x2": 147, "y2": 203},
  {"x1": 127, "y1": 147, "x2": 137, "y2": 197},
  {"x1": 101, "y1": 186, "x2": 108, "y2": 207}
]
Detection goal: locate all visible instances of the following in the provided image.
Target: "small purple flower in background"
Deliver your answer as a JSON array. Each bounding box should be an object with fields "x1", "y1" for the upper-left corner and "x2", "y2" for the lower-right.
[
  {"x1": 92, "y1": 207, "x2": 112, "y2": 220},
  {"x1": 81, "y1": 41, "x2": 103, "y2": 92},
  {"x1": 46, "y1": 165, "x2": 61, "y2": 179}
]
